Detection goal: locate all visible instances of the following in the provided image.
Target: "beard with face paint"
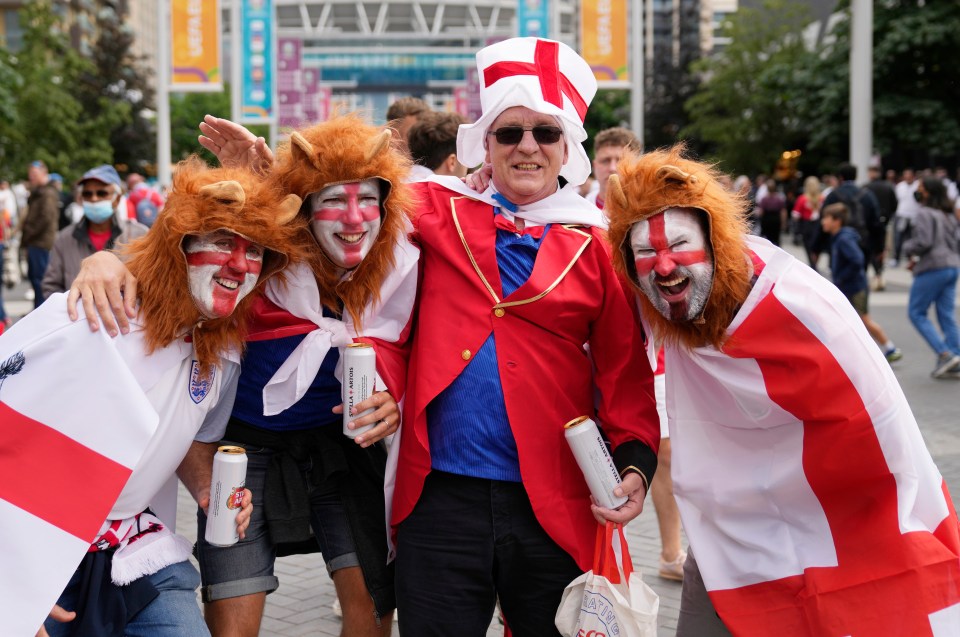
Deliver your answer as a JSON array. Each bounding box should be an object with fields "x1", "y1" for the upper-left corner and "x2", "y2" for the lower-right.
[
  {"x1": 629, "y1": 208, "x2": 713, "y2": 322},
  {"x1": 309, "y1": 179, "x2": 382, "y2": 271},
  {"x1": 184, "y1": 230, "x2": 265, "y2": 319}
]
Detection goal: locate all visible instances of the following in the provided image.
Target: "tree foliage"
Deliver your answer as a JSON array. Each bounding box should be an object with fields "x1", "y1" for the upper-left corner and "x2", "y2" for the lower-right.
[{"x1": 682, "y1": 0, "x2": 815, "y2": 176}]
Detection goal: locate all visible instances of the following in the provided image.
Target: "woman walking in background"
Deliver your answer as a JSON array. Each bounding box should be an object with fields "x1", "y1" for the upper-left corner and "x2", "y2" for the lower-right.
[
  {"x1": 903, "y1": 177, "x2": 960, "y2": 379},
  {"x1": 793, "y1": 175, "x2": 823, "y2": 269}
]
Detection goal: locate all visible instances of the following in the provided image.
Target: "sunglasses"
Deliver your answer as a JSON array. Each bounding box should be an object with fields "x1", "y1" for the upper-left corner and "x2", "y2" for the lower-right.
[
  {"x1": 81, "y1": 189, "x2": 112, "y2": 200},
  {"x1": 487, "y1": 125, "x2": 563, "y2": 146}
]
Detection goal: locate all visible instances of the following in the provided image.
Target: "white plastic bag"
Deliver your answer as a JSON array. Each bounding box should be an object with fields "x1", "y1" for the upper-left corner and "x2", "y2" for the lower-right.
[{"x1": 555, "y1": 521, "x2": 659, "y2": 637}]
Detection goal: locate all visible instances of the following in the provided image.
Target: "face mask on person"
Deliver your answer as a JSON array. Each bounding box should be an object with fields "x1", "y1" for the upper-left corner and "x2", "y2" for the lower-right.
[{"x1": 83, "y1": 200, "x2": 115, "y2": 223}]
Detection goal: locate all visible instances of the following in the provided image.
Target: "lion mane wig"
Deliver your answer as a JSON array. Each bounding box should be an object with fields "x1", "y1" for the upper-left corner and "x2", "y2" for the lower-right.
[
  {"x1": 267, "y1": 113, "x2": 414, "y2": 327},
  {"x1": 606, "y1": 144, "x2": 754, "y2": 350},
  {"x1": 121, "y1": 156, "x2": 305, "y2": 373}
]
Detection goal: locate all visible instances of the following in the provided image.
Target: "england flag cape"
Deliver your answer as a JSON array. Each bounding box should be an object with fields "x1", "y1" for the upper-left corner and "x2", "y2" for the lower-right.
[
  {"x1": 650, "y1": 236, "x2": 960, "y2": 636},
  {"x1": 0, "y1": 294, "x2": 231, "y2": 636}
]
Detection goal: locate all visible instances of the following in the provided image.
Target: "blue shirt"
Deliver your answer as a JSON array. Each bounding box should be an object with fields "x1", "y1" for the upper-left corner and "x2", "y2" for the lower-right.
[{"x1": 428, "y1": 212, "x2": 551, "y2": 482}]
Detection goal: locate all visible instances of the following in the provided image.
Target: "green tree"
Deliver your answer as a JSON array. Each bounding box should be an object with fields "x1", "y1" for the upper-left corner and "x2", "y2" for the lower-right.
[
  {"x1": 682, "y1": 0, "x2": 815, "y2": 176},
  {"x1": 3, "y1": 1, "x2": 120, "y2": 181},
  {"x1": 0, "y1": 51, "x2": 23, "y2": 175},
  {"x1": 796, "y1": 0, "x2": 960, "y2": 172},
  {"x1": 169, "y1": 88, "x2": 268, "y2": 168},
  {"x1": 76, "y1": 2, "x2": 156, "y2": 176}
]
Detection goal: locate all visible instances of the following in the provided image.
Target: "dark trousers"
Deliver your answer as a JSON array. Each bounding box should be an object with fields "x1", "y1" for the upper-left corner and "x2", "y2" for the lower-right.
[
  {"x1": 395, "y1": 471, "x2": 582, "y2": 637},
  {"x1": 27, "y1": 245, "x2": 49, "y2": 308}
]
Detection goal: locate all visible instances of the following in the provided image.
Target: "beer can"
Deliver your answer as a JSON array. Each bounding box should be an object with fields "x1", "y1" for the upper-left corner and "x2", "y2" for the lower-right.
[
  {"x1": 204, "y1": 445, "x2": 248, "y2": 547},
  {"x1": 564, "y1": 416, "x2": 628, "y2": 510},
  {"x1": 343, "y1": 343, "x2": 377, "y2": 438}
]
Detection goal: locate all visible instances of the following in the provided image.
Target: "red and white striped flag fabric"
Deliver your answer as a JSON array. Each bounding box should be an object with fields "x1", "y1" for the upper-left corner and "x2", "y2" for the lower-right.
[
  {"x1": 0, "y1": 298, "x2": 158, "y2": 636},
  {"x1": 661, "y1": 237, "x2": 960, "y2": 636}
]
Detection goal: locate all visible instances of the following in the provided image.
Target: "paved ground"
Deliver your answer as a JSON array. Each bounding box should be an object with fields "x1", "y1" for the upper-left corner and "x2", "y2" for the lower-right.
[{"x1": 5, "y1": 240, "x2": 958, "y2": 636}]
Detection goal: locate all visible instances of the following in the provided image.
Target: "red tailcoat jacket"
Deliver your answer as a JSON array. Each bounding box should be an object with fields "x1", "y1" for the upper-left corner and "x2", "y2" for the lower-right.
[{"x1": 391, "y1": 182, "x2": 660, "y2": 571}]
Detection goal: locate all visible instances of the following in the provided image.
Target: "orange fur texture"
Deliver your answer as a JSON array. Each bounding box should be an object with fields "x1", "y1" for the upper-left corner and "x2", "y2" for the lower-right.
[
  {"x1": 121, "y1": 156, "x2": 308, "y2": 374},
  {"x1": 606, "y1": 145, "x2": 754, "y2": 350},
  {"x1": 268, "y1": 113, "x2": 414, "y2": 327}
]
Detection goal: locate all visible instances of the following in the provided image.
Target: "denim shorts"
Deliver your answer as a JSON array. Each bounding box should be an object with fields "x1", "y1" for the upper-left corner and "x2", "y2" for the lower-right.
[{"x1": 195, "y1": 440, "x2": 359, "y2": 602}]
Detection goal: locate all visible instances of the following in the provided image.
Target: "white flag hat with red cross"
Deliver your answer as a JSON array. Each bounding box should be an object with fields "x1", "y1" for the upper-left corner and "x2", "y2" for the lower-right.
[{"x1": 457, "y1": 37, "x2": 598, "y2": 186}]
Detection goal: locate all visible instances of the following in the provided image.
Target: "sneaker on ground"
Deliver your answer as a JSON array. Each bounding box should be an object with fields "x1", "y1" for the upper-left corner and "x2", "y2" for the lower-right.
[
  {"x1": 884, "y1": 347, "x2": 903, "y2": 363},
  {"x1": 931, "y1": 353, "x2": 960, "y2": 379},
  {"x1": 659, "y1": 549, "x2": 687, "y2": 582}
]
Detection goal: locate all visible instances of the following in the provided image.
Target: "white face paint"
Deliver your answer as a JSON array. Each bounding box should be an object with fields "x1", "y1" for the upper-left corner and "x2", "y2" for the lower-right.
[
  {"x1": 184, "y1": 230, "x2": 265, "y2": 319},
  {"x1": 629, "y1": 208, "x2": 714, "y2": 322},
  {"x1": 309, "y1": 179, "x2": 382, "y2": 270}
]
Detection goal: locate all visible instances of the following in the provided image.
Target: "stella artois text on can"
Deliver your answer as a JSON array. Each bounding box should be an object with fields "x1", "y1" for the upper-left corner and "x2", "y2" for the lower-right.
[
  {"x1": 564, "y1": 416, "x2": 628, "y2": 510},
  {"x1": 205, "y1": 446, "x2": 248, "y2": 547},
  {"x1": 343, "y1": 343, "x2": 377, "y2": 439}
]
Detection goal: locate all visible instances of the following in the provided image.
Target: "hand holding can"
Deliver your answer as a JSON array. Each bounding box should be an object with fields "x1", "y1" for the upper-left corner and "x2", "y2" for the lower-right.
[
  {"x1": 564, "y1": 416, "x2": 628, "y2": 510},
  {"x1": 205, "y1": 446, "x2": 248, "y2": 547},
  {"x1": 343, "y1": 343, "x2": 377, "y2": 438}
]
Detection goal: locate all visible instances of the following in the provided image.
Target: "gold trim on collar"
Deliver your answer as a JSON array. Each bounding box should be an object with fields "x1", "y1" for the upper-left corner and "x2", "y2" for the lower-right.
[
  {"x1": 497, "y1": 231, "x2": 592, "y2": 309},
  {"x1": 451, "y1": 196, "x2": 501, "y2": 304}
]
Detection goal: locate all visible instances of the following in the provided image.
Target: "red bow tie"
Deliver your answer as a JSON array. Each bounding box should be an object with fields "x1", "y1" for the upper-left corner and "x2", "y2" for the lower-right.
[{"x1": 494, "y1": 214, "x2": 546, "y2": 239}]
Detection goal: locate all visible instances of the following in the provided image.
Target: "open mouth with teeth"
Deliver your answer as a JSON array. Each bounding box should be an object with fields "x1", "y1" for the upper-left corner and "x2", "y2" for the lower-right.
[
  {"x1": 656, "y1": 275, "x2": 690, "y2": 302},
  {"x1": 513, "y1": 163, "x2": 541, "y2": 172},
  {"x1": 214, "y1": 276, "x2": 242, "y2": 291},
  {"x1": 334, "y1": 232, "x2": 367, "y2": 244}
]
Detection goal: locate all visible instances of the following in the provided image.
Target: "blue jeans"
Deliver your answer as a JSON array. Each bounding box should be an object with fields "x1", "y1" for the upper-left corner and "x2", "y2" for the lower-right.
[
  {"x1": 45, "y1": 560, "x2": 209, "y2": 637},
  {"x1": 908, "y1": 267, "x2": 960, "y2": 357},
  {"x1": 27, "y1": 245, "x2": 49, "y2": 308}
]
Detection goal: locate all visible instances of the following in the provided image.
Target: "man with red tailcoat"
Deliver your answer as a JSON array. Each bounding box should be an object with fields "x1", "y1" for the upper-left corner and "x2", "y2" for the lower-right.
[{"x1": 390, "y1": 37, "x2": 660, "y2": 636}]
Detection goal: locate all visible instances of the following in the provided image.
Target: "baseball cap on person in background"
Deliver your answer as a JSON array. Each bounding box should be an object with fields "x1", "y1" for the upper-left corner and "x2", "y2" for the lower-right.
[
  {"x1": 76, "y1": 165, "x2": 123, "y2": 190},
  {"x1": 49, "y1": 173, "x2": 63, "y2": 183}
]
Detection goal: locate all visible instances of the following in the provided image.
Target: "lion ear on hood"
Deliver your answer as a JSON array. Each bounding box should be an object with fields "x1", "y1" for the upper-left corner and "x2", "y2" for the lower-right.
[
  {"x1": 290, "y1": 131, "x2": 323, "y2": 172},
  {"x1": 198, "y1": 180, "x2": 245, "y2": 211},
  {"x1": 607, "y1": 173, "x2": 628, "y2": 211},
  {"x1": 277, "y1": 194, "x2": 302, "y2": 224},
  {"x1": 365, "y1": 129, "x2": 392, "y2": 163}
]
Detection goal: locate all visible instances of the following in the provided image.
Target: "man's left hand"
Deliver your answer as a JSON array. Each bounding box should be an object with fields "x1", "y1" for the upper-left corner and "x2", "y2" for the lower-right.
[{"x1": 590, "y1": 472, "x2": 647, "y2": 525}]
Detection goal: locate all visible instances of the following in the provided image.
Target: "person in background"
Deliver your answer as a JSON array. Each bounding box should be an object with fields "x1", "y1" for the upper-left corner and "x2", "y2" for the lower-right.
[
  {"x1": 585, "y1": 126, "x2": 641, "y2": 210},
  {"x1": 902, "y1": 176, "x2": 960, "y2": 379},
  {"x1": 792, "y1": 175, "x2": 823, "y2": 269},
  {"x1": 0, "y1": 179, "x2": 14, "y2": 330},
  {"x1": 407, "y1": 111, "x2": 470, "y2": 180},
  {"x1": 126, "y1": 172, "x2": 165, "y2": 228},
  {"x1": 820, "y1": 202, "x2": 902, "y2": 363},
  {"x1": 385, "y1": 96, "x2": 431, "y2": 160},
  {"x1": 864, "y1": 165, "x2": 897, "y2": 290},
  {"x1": 42, "y1": 165, "x2": 148, "y2": 297},
  {"x1": 893, "y1": 168, "x2": 920, "y2": 266},
  {"x1": 19, "y1": 160, "x2": 61, "y2": 308},
  {"x1": 757, "y1": 178, "x2": 787, "y2": 246}
]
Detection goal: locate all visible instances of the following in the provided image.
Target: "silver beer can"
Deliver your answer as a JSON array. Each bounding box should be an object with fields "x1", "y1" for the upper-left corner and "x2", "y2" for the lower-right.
[
  {"x1": 343, "y1": 343, "x2": 377, "y2": 438},
  {"x1": 564, "y1": 416, "x2": 628, "y2": 510},
  {"x1": 205, "y1": 445, "x2": 248, "y2": 547}
]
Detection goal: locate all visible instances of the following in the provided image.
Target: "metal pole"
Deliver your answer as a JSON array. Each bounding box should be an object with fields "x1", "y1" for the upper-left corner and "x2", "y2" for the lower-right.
[
  {"x1": 849, "y1": 0, "x2": 872, "y2": 184},
  {"x1": 231, "y1": 0, "x2": 242, "y2": 124},
  {"x1": 631, "y1": 0, "x2": 644, "y2": 148},
  {"x1": 156, "y1": 0, "x2": 171, "y2": 187}
]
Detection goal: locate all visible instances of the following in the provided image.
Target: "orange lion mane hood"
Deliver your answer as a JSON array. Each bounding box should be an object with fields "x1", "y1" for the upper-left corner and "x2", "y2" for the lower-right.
[
  {"x1": 121, "y1": 156, "x2": 306, "y2": 373},
  {"x1": 268, "y1": 113, "x2": 414, "y2": 327},
  {"x1": 606, "y1": 144, "x2": 754, "y2": 350}
]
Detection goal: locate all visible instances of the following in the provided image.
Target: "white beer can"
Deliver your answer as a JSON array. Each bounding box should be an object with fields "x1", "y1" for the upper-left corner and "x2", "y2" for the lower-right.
[
  {"x1": 204, "y1": 445, "x2": 248, "y2": 547},
  {"x1": 564, "y1": 416, "x2": 628, "y2": 510},
  {"x1": 343, "y1": 343, "x2": 377, "y2": 438}
]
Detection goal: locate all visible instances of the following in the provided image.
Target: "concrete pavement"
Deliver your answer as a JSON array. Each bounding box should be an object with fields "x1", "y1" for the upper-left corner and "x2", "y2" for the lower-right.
[{"x1": 4, "y1": 239, "x2": 958, "y2": 636}]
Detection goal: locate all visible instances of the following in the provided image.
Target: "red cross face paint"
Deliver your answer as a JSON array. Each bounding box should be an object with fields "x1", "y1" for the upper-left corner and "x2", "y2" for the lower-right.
[
  {"x1": 184, "y1": 230, "x2": 264, "y2": 319},
  {"x1": 309, "y1": 179, "x2": 382, "y2": 270},
  {"x1": 629, "y1": 208, "x2": 713, "y2": 322}
]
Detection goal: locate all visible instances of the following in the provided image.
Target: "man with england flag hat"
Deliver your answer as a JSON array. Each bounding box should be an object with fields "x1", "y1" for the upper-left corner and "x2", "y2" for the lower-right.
[{"x1": 389, "y1": 37, "x2": 660, "y2": 635}]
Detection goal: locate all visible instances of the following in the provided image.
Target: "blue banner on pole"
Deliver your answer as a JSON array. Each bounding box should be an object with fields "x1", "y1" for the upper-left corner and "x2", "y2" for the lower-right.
[
  {"x1": 517, "y1": 0, "x2": 550, "y2": 38},
  {"x1": 240, "y1": 0, "x2": 274, "y2": 124}
]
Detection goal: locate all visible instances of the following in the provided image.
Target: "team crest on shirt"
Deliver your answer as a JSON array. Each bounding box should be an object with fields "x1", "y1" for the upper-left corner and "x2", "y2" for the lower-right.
[{"x1": 189, "y1": 360, "x2": 215, "y2": 404}]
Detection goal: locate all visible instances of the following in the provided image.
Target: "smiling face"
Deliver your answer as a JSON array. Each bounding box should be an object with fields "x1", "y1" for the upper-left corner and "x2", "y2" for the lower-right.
[
  {"x1": 184, "y1": 230, "x2": 264, "y2": 319},
  {"x1": 629, "y1": 208, "x2": 714, "y2": 322},
  {"x1": 484, "y1": 106, "x2": 568, "y2": 205},
  {"x1": 309, "y1": 179, "x2": 382, "y2": 270}
]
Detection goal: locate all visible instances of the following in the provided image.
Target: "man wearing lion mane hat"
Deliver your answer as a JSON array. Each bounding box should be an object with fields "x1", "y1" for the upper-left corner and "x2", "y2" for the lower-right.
[
  {"x1": 69, "y1": 114, "x2": 417, "y2": 636},
  {"x1": 0, "y1": 156, "x2": 304, "y2": 637},
  {"x1": 606, "y1": 145, "x2": 960, "y2": 636}
]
